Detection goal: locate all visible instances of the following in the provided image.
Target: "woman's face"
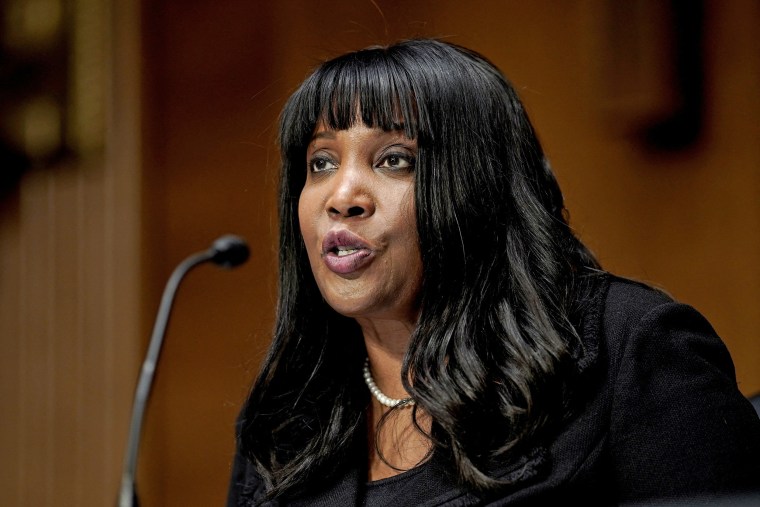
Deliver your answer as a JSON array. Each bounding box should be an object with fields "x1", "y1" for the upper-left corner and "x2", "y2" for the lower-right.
[{"x1": 298, "y1": 122, "x2": 422, "y2": 325}]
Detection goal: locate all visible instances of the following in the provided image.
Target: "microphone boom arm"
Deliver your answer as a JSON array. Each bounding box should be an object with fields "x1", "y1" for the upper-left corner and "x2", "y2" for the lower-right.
[{"x1": 118, "y1": 235, "x2": 249, "y2": 507}]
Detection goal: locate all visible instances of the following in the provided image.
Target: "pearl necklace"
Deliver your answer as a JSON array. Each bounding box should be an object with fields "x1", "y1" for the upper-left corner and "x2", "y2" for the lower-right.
[{"x1": 362, "y1": 358, "x2": 415, "y2": 408}]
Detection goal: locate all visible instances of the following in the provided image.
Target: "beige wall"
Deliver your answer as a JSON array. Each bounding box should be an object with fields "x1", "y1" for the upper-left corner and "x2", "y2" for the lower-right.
[{"x1": 1, "y1": 1, "x2": 758, "y2": 505}]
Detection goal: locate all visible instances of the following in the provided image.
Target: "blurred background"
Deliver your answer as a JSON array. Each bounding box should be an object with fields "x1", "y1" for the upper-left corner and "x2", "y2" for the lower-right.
[{"x1": 1, "y1": 0, "x2": 758, "y2": 505}]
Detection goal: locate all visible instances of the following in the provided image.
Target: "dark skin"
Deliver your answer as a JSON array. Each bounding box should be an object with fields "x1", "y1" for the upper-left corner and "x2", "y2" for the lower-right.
[{"x1": 298, "y1": 123, "x2": 432, "y2": 480}]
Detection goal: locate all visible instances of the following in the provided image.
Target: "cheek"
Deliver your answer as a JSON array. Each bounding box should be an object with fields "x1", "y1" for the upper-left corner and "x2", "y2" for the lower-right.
[
  {"x1": 396, "y1": 186, "x2": 418, "y2": 240},
  {"x1": 297, "y1": 191, "x2": 319, "y2": 260},
  {"x1": 297, "y1": 195, "x2": 307, "y2": 236},
  {"x1": 298, "y1": 188, "x2": 317, "y2": 233}
]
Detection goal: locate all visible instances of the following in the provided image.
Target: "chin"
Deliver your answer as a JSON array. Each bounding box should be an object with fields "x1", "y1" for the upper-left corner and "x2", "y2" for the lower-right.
[
  {"x1": 314, "y1": 272, "x2": 420, "y2": 324},
  {"x1": 321, "y1": 295, "x2": 375, "y2": 319}
]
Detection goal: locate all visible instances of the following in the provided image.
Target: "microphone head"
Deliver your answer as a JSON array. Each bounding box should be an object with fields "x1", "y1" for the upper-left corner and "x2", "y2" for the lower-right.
[{"x1": 210, "y1": 234, "x2": 250, "y2": 268}]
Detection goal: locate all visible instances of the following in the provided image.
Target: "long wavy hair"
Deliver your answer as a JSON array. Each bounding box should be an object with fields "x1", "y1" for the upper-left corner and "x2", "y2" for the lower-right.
[{"x1": 239, "y1": 38, "x2": 600, "y2": 500}]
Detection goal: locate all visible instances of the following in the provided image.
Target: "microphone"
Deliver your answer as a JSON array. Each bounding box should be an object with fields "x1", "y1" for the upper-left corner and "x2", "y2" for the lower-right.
[
  {"x1": 210, "y1": 234, "x2": 250, "y2": 268},
  {"x1": 118, "y1": 235, "x2": 250, "y2": 507}
]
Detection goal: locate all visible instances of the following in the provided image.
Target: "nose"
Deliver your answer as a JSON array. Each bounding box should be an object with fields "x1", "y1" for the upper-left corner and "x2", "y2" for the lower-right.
[{"x1": 325, "y1": 165, "x2": 375, "y2": 219}]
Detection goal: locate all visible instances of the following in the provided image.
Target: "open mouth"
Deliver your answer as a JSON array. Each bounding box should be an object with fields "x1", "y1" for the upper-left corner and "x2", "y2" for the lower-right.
[
  {"x1": 322, "y1": 229, "x2": 371, "y2": 256},
  {"x1": 321, "y1": 230, "x2": 374, "y2": 274},
  {"x1": 334, "y1": 246, "x2": 361, "y2": 257}
]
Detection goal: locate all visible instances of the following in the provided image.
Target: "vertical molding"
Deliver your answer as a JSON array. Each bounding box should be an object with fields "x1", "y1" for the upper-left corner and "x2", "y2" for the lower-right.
[
  {"x1": 18, "y1": 170, "x2": 49, "y2": 506},
  {"x1": 75, "y1": 166, "x2": 86, "y2": 504},
  {"x1": 79, "y1": 162, "x2": 108, "y2": 506},
  {"x1": 0, "y1": 191, "x2": 25, "y2": 506},
  {"x1": 45, "y1": 171, "x2": 55, "y2": 506},
  {"x1": 103, "y1": 142, "x2": 117, "y2": 505},
  {"x1": 85, "y1": 1, "x2": 118, "y2": 496},
  {"x1": 18, "y1": 184, "x2": 27, "y2": 506},
  {"x1": 104, "y1": 0, "x2": 142, "y2": 501}
]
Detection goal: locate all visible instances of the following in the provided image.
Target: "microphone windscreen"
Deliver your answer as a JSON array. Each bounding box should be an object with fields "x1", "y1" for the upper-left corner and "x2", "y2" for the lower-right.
[{"x1": 210, "y1": 234, "x2": 250, "y2": 268}]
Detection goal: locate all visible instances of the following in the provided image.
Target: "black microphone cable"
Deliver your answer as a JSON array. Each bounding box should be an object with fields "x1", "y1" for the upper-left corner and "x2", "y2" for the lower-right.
[{"x1": 118, "y1": 235, "x2": 249, "y2": 507}]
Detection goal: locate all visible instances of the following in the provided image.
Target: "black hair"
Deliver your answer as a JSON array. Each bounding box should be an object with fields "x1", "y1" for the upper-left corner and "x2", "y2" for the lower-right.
[{"x1": 239, "y1": 38, "x2": 600, "y2": 500}]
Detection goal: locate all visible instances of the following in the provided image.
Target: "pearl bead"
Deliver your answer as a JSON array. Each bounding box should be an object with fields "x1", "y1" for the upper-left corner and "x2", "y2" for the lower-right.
[{"x1": 362, "y1": 358, "x2": 415, "y2": 408}]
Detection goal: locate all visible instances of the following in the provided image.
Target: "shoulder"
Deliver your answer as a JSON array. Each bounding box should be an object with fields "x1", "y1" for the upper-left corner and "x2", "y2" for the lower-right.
[
  {"x1": 572, "y1": 273, "x2": 684, "y2": 374},
  {"x1": 598, "y1": 274, "x2": 734, "y2": 377},
  {"x1": 588, "y1": 274, "x2": 760, "y2": 499},
  {"x1": 595, "y1": 273, "x2": 739, "y2": 408},
  {"x1": 603, "y1": 274, "x2": 684, "y2": 327}
]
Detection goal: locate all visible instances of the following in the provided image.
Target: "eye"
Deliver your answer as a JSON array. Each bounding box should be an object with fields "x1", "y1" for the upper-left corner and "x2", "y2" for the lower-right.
[
  {"x1": 309, "y1": 156, "x2": 338, "y2": 173},
  {"x1": 376, "y1": 153, "x2": 415, "y2": 171}
]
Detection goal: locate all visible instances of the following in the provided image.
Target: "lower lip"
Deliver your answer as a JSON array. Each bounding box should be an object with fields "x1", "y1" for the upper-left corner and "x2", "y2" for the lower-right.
[{"x1": 322, "y1": 249, "x2": 374, "y2": 274}]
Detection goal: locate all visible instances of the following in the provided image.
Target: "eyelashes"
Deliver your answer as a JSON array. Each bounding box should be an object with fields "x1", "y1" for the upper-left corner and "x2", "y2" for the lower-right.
[
  {"x1": 309, "y1": 156, "x2": 338, "y2": 173},
  {"x1": 375, "y1": 153, "x2": 415, "y2": 171},
  {"x1": 307, "y1": 151, "x2": 416, "y2": 174}
]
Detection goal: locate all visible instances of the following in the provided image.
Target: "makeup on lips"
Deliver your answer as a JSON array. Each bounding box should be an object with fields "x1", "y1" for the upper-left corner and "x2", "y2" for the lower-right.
[{"x1": 321, "y1": 229, "x2": 375, "y2": 275}]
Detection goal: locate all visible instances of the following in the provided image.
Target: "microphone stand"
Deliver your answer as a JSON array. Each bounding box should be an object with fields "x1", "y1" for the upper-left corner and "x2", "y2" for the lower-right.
[{"x1": 118, "y1": 235, "x2": 249, "y2": 507}]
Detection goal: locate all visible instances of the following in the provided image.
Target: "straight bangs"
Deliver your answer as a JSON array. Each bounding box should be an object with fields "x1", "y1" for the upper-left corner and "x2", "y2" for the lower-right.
[{"x1": 280, "y1": 47, "x2": 421, "y2": 161}]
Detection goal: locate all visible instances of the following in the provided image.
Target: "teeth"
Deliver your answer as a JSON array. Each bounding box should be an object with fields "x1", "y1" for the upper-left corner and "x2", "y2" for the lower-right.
[{"x1": 336, "y1": 248, "x2": 359, "y2": 257}]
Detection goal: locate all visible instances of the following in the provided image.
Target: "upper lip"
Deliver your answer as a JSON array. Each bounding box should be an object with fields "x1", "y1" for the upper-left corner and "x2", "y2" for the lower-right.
[{"x1": 321, "y1": 229, "x2": 371, "y2": 255}]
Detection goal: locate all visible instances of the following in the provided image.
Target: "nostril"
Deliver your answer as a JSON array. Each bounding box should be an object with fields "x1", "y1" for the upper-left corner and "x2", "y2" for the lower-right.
[{"x1": 327, "y1": 205, "x2": 365, "y2": 217}]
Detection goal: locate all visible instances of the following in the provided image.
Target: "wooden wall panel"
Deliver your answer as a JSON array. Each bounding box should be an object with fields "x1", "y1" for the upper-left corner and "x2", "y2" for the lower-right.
[
  {"x1": 0, "y1": 0, "x2": 142, "y2": 505},
  {"x1": 0, "y1": 193, "x2": 22, "y2": 506}
]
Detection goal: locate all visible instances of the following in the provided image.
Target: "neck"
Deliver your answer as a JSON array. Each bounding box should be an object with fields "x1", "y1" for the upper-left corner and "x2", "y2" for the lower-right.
[
  {"x1": 356, "y1": 317, "x2": 414, "y2": 402},
  {"x1": 357, "y1": 317, "x2": 432, "y2": 481}
]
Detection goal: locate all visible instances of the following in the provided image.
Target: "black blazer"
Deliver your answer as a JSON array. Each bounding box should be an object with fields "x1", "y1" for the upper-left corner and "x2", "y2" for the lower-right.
[{"x1": 228, "y1": 275, "x2": 760, "y2": 506}]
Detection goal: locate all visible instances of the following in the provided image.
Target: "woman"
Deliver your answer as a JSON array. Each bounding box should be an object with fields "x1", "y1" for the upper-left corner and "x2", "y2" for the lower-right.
[{"x1": 228, "y1": 39, "x2": 760, "y2": 506}]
